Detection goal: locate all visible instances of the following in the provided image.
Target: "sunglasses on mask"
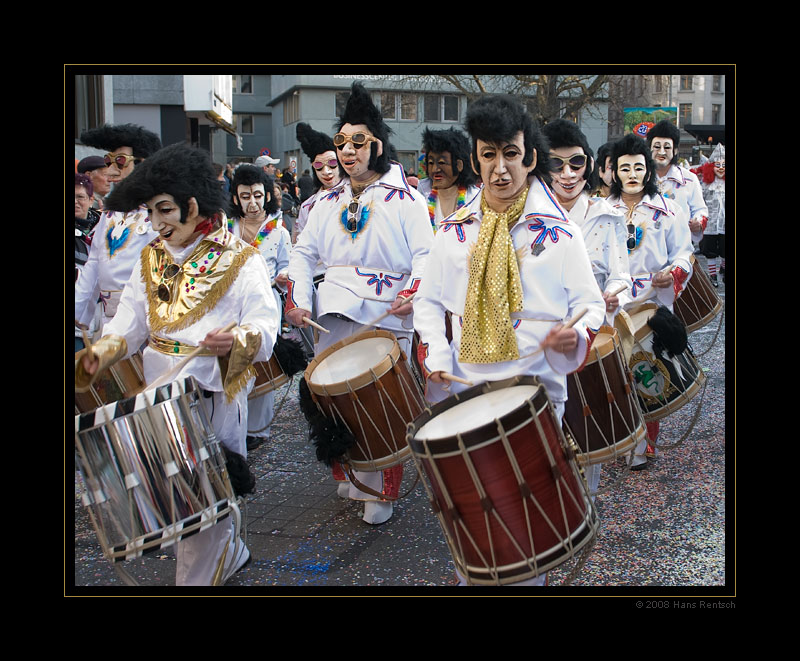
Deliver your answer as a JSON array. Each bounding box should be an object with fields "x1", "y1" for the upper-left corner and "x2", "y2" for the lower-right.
[
  {"x1": 333, "y1": 132, "x2": 378, "y2": 150},
  {"x1": 104, "y1": 152, "x2": 138, "y2": 169},
  {"x1": 313, "y1": 158, "x2": 339, "y2": 170},
  {"x1": 549, "y1": 154, "x2": 588, "y2": 171}
]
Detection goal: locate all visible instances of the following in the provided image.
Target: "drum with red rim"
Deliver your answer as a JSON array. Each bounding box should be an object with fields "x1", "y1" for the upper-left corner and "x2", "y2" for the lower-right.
[
  {"x1": 305, "y1": 330, "x2": 424, "y2": 472},
  {"x1": 406, "y1": 376, "x2": 598, "y2": 586},
  {"x1": 673, "y1": 254, "x2": 723, "y2": 333},
  {"x1": 564, "y1": 326, "x2": 647, "y2": 465},
  {"x1": 75, "y1": 352, "x2": 145, "y2": 414}
]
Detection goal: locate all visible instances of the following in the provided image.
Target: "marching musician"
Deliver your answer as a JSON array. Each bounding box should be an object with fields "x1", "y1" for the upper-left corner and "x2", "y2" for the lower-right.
[
  {"x1": 647, "y1": 119, "x2": 709, "y2": 246},
  {"x1": 541, "y1": 119, "x2": 634, "y2": 498},
  {"x1": 286, "y1": 82, "x2": 434, "y2": 525},
  {"x1": 416, "y1": 127, "x2": 481, "y2": 232},
  {"x1": 227, "y1": 164, "x2": 292, "y2": 452},
  {"x1": 76, "y1": 143, "x2": 280, "y2": 586},
  {"x1": 75, "y1": 124, "x2": 162, "y2": 338},
  {"x1": 413, "y1": 95, "x2": 605, "y2": 584},
  {"x1": 606, "y1": 133, "x2": 694, "y2": 470}
]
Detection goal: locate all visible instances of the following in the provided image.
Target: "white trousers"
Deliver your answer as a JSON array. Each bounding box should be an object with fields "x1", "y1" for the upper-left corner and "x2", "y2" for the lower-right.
[{"x1": 175, "y1": 387, "x2": 249, "y2": 586}]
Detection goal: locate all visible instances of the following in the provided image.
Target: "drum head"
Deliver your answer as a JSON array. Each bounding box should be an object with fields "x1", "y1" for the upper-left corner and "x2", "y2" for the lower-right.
[
  {"x1": 414, "y1": 385, "x2": 540, "y2": 441},
  {"x1": 309, "y1": 336, "x2": 396, "y2": 387}
]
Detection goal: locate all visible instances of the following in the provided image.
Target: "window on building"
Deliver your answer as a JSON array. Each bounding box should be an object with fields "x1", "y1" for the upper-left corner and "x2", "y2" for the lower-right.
[
  {"x1": 75, "y1": 74, "x2": 104, "y2": 139},
  {"x1": 713, "y1": 76, "x2": 723, "y2": 92},
  {"x1": 712, "y1": 104, "x2": 722, "y2": 124},
  {"x1": 236, "y1": 114, "x2": 254, "y2": 134},
  {"x1": 679, "y1": 103, "x2": 692, "y2": 125},
  {"x1": 380, "y1": 92, "x2": 396, "y2": 120},
  {"x1": 378, "y1": 92, "x2": 418, "y2": 121},
  {"x1": 655, "y1": 75, "x2": 663, "y2": 93},
  {"x1": 680, "y1": 75, "x2": 693, "y2": 91},
  {"x1": 424, "y1": 94, "x2": 460, "y2": 122},
  {"x1": 233, "y1": 75, "x2": 253, "y2": 94},
  {"x1": 284, "y1": 92, "x2": 299, "y2": 125}
]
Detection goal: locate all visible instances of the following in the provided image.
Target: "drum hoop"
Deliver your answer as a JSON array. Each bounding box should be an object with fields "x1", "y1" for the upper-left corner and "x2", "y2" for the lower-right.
[
  {"x1": 75, "y1": 376, "x2": 200, "y2": 432},
  {"x1": 304, "y1": 329, "x2": 402, "y2": 396},
  {"x1": 585, "y1": 326, "x2": 620, "y2": 364},
  {"x1": 407, "y1": 376, "x2": 549, "y2": 455},
  {"x1": 627, "y1": 302, "x2": 659, "y2": 342}
]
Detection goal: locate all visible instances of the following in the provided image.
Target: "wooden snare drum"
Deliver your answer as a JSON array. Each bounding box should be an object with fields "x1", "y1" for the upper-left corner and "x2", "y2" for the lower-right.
[
  {"x1": 625, "y1": 303, "x2": 706, "y2": 421},
  {"x1": 74, "y1": 352, "x2": 145, "y2": 414},
  {"x1": 304, "y1": 329, "x2": 424, "y2": 472},
  {"x1": 406, "y1": 376, "x2": 598, "y2": 586},
  {"x1": 74, "y1": 377, "x2": 238, "y2": 564},
  {"x1": 673, "y1": 254, "x2": 723, "y2": 333},
  {"x1": 564, "y1": 326, "x2": 647, "y2": 465},
  {"x1": 249, "y1": 354, "x2": 290, "y2": 400}
]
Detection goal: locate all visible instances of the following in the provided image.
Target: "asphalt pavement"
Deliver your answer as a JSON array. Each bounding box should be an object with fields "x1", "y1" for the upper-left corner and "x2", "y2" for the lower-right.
[{"x1": 70, "y1": 257, "x2": 732, "y2": 600}]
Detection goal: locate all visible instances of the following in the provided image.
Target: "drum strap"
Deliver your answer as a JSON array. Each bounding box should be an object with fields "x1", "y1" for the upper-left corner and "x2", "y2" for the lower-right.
[
  {"x1": 149, "y1": 335, "x2": 216, "y2": 356},
  {"x1": 342, "y1": 461, "x2": 419, "y2": 502}
]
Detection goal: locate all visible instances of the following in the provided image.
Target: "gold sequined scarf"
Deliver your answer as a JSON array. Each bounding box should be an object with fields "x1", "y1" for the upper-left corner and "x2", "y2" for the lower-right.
[{"x1": 459, "y1": 188, "x2": 528, "y2": 364}]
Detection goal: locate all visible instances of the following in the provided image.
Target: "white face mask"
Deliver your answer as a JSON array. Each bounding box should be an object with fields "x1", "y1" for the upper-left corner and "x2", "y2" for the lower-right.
[{"x1": 236, "y1": 183, "x2": 267, "y2": 219}]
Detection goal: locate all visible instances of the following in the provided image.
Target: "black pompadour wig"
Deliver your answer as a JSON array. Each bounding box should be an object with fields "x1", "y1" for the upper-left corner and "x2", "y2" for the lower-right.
[
  {"x1": 80, "y1": 123, "x2": 162, "y2": 160},
  {"x1": 336, "y1": 81, "x2": 394, "y2": 175},
  {"x1": 229, "y1": 164, "x2": 279, "y2": 217},
  {"x1": 464, "y1": 94, "x2": 552, "y2": 185},
  {"x1": 541, "y1": 118, "x2": 597, "y2": 192},
  {"x1": 421, "y1": 127, "x2": 477, "y2": 188},
  {"x1": 296, "y1": 122, "x2": 344, "y2": 188},
  {"x1": 646, "y1": 119, "x2": 681, "y2": 166},
  {"x1": 610, "y1": 133, "x2": 659, "y2": 198},
  {"x1": 104, "y1": 142, "x2": 225, "y2": 222}
]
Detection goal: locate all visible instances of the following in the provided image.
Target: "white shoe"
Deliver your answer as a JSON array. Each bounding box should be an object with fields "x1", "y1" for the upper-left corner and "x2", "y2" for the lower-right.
[
  {"x1": 337, "y1": 482, "x2": 351, "y2": 498},
  {"x1": 362, "y1": 500, "x2": 393, "y2": 525},
  {"x1": 222, "y1": 542, "x2": 250, "y2": 584}
]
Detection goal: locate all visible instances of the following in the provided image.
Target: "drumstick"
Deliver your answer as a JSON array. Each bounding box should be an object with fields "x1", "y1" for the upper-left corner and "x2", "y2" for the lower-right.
[
  {"x1": 147, "y1": 322, "x2": 237, "y2": 390},
  {"x1": 657, "y1": 264, "x2": 676, "y2": 277},
  {"x1": 607, "y1": 282, "x2": 629, "y2": 297},
  {"x1": 362, "y1": 292, "x2": 417, "y2": 329},
  {"x1": 81, "y1": 329, "x2": 94, "y2": 362},
  {"x1": 530, "y1": 307, "x2": 589, "y2": 357},
  {"x1": 440, "y1": 372, "x2": 473, "y2": 386},
  {"x1": 303, "y1": 317, "x2": 330, "y2": 334}
]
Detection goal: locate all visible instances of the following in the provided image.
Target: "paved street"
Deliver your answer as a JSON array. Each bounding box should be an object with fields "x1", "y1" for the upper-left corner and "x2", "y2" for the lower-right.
[{"x1": 71, "y1": 258, "x2": 731, "y2": 598}]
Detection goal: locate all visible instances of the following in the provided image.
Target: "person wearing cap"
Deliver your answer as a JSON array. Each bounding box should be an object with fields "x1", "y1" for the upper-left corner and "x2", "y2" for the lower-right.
[
  {"x1": 412, "y1": 95, "x2": 605, "y2": 585},
  {"x1": 77, "y1": 155, "x2": 112, "y2": 210},
  {"x1": 76, "y1": 143, "x2": 280, "y2": 586},
  {"x1": 226, "y1": 164, "x2": 292, "y2": 452},
  {"x1": 255, "y1": 154, "x2": 280, "y2": 178},
  {"x1": 74, "y1": 124, "x2": 162, "y2": 340},
  {"x1": 647, "y1": 119, "x2": 708, "y2": 246},
  {"x1": 417, "y1": 127, "x2": 481, "y2": 232},
  {"x1": 287, "y1": 82, "x2": 434, "y2": 525}
]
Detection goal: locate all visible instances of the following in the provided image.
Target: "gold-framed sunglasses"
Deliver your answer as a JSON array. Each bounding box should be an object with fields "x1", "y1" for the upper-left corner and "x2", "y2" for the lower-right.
[
  {"x1": 549, "y1": 153, "x2": 588, "y2": 171},
  {"x1": 333, "y1": 132, "x2": 378, "y2": 150},
  {"x1": 157, "y1": 263, "x2": 182, "y2": 303},
  {"x1": 313, "y1": 158, "x2": 339, "y2": 170},
  {"x1": 104, "y1": 152, "x2": 138, "y2": 169}
]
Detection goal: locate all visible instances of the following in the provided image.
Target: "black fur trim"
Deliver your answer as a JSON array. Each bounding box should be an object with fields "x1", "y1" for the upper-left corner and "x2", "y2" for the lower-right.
[
  {"x1": 297, "y1": 378, "x2": 356, "y2": 467},
  {"x1": 272, "y1": 335, "x2": 308, "y2": 377},
  {"x1": 647, "y1": 306, "x2": 688, "y2": 359},
  {"x1": 222, "y1": 447, "x2": 256, "y2": 497}
]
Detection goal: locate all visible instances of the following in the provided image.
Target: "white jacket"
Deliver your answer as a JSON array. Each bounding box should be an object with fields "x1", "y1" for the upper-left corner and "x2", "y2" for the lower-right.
[{"x1": 413, "y1": 176, "x2": 606, "y2": 405}]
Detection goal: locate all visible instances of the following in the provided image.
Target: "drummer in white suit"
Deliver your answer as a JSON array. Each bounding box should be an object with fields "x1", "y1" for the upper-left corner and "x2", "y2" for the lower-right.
[
  {"x1": 541, "y1": 119, "x2": 634, "y2": 498},
  {"x1": 227, "y1": 164, "x2": 292, "y2": 452},
  {"x1": 413, "y1": 95, "x2": 605, "y2": 584},
  {"x1": 287, "y1": 82, "x2": 434, "y2": 526},
  {"x1": 606, "y1": 133, "x2": 694, "y2": 470},
  {"x1": 76, "y1": 143, "x2": 280, "y2": 586},
  {"x1": 416, "y1": 127, "x2": 482, "y2": 233},
  {"x1": 75, "y1": 124, "x2": 163, "y2": 338}
]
